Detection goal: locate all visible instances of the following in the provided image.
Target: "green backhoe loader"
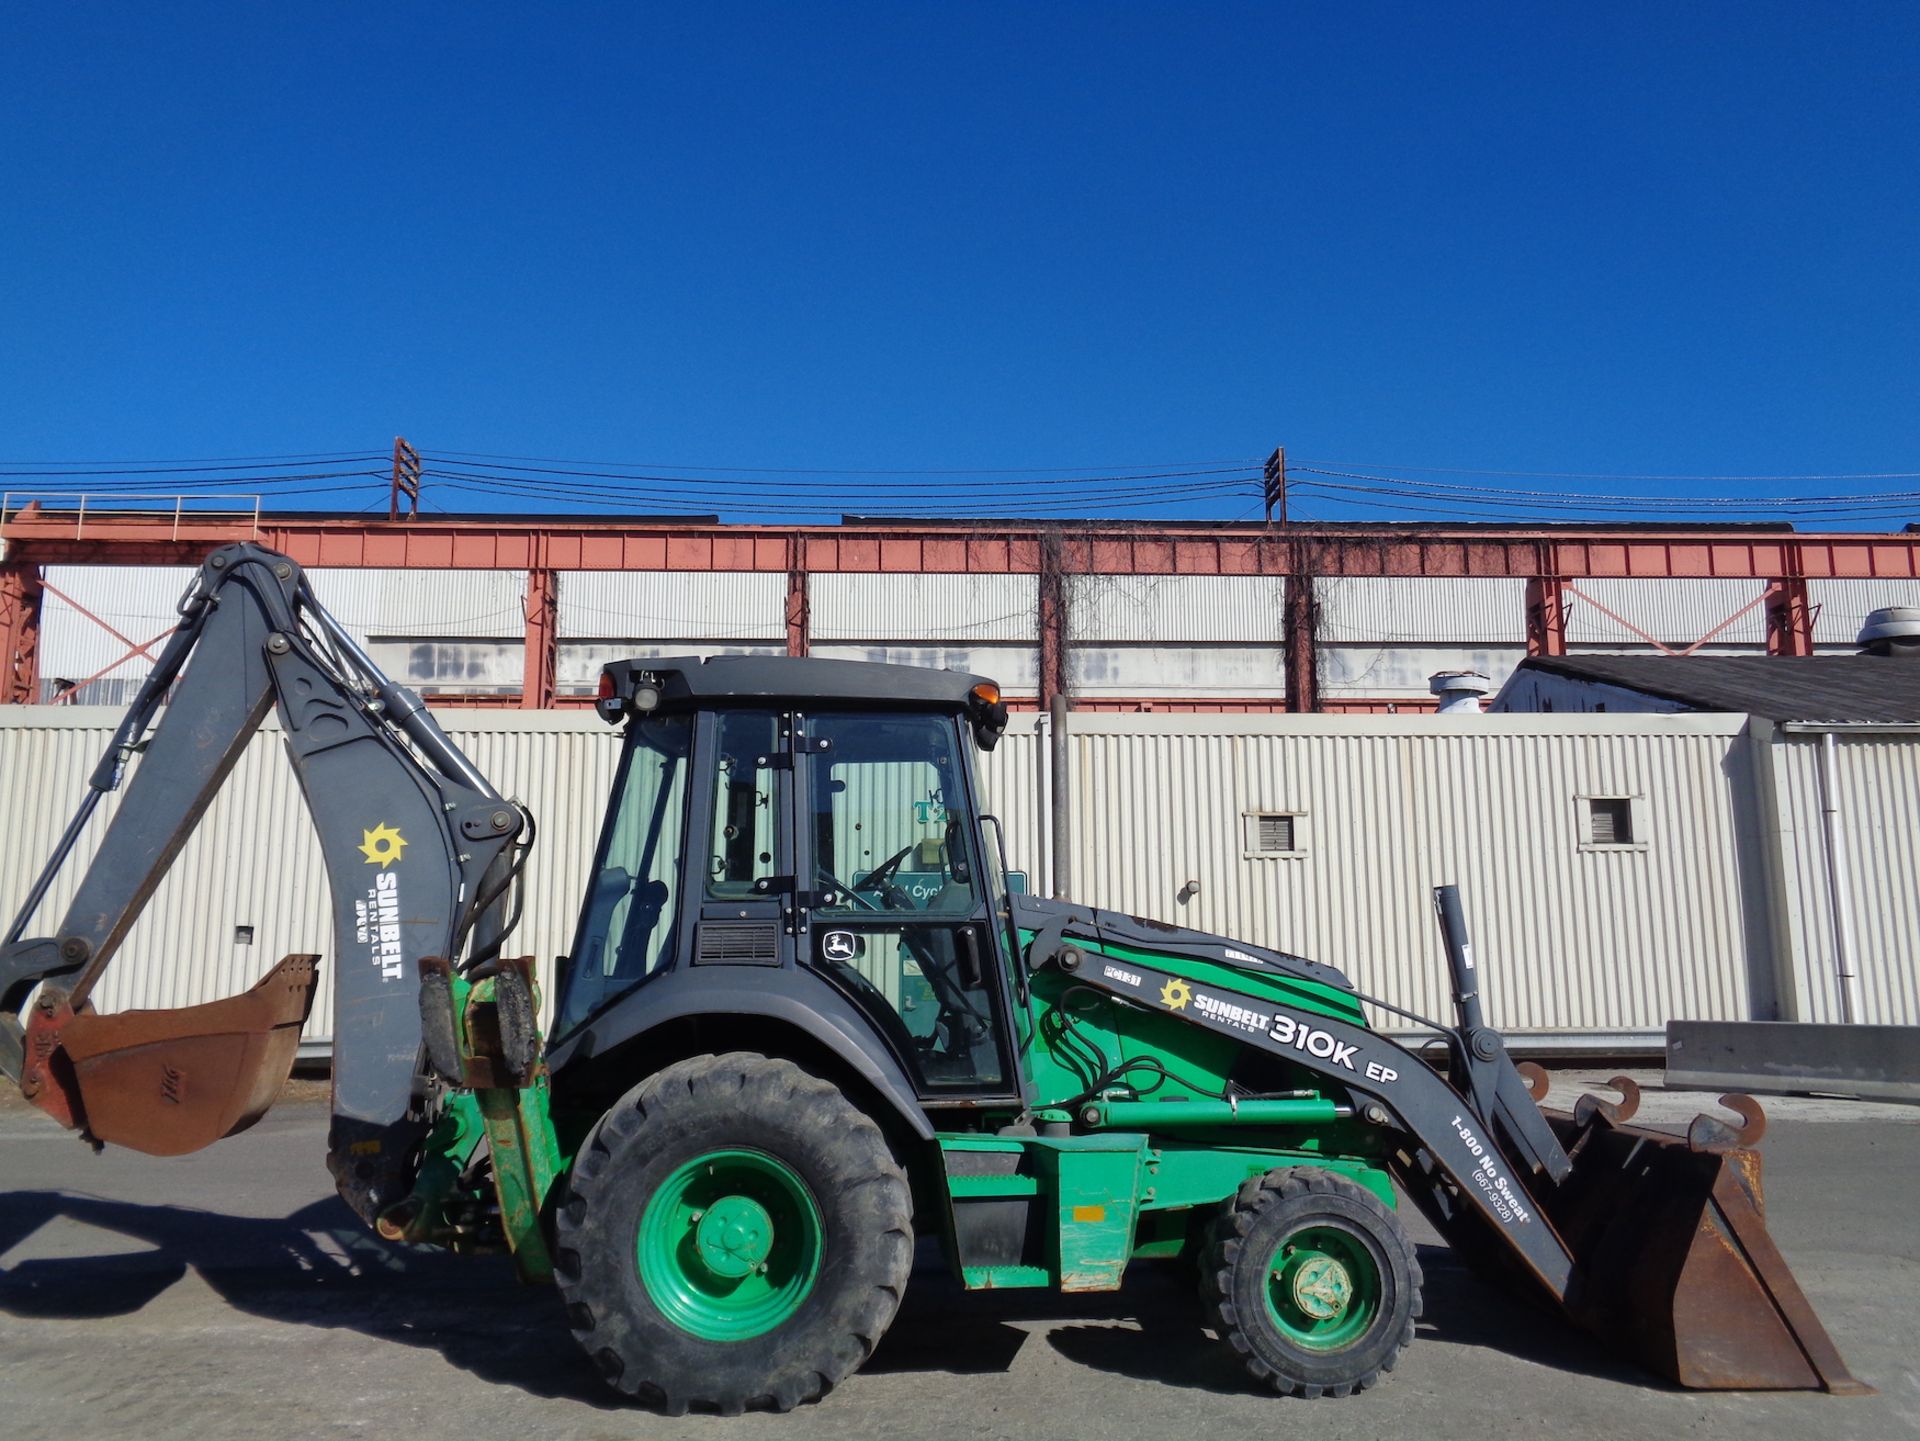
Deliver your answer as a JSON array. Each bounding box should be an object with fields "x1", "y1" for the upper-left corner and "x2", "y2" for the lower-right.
[{"x1": 1, "y1": 543, "x2": 1867, "y2": 1413}]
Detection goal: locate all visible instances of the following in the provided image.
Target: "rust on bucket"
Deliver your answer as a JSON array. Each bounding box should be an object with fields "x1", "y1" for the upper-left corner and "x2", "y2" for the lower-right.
[
  {"x1": 20, "y1": 953, "x2": 318, "y2": 1156},
  {"x1": 1543, "y1": 1093, "x2": 1871, "y2": 1395}
]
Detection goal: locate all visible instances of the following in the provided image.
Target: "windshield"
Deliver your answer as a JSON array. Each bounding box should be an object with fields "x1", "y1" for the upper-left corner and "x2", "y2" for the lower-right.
[{"x1": 554, "y1": 713, "x2": 691, "y2": 1037}]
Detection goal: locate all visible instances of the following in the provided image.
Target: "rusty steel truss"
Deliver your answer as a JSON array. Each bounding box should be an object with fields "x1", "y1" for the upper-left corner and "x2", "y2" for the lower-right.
[{"x1": 3, "y1": 505, "x2": 1914, "y2": 710}]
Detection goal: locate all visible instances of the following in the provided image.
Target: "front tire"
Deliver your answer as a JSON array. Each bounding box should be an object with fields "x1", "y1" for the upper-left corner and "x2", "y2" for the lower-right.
[
  {"x1": 553, "y1": 1053, "x2": 913, "y2": 1414},
  {"x1": 1201, "y1": 1167, "x2": 1422, "y2": 1399}
]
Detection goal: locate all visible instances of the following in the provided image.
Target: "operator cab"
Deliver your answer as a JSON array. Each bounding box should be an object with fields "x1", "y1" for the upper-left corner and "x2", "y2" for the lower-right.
[{"x1": 554, "y1": 656, "x2": 1018, "y2": 1101}]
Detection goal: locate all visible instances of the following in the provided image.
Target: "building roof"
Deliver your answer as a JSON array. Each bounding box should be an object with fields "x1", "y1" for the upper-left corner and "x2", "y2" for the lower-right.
[{"x1": 1510, "y1": 654, "x2": 1920, "y2": 724}]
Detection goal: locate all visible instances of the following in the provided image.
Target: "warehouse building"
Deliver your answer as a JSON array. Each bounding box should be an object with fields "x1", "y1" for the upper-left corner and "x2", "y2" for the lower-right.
[
  {"x1": 6, "y1": 702, "x2": 1912, "y2": 1054},
  {"x1": 7, "y1": 511, "x2": 1919, "y2": 712},
  {"x1": 3, "y1": 510, "x2": 1917, "y2": 1052}
]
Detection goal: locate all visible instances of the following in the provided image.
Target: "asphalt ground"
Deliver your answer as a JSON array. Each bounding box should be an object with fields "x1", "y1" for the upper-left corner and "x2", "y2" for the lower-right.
[{"x1": 1, "y1": 1081, "x2": 1915, "y2": 1441}]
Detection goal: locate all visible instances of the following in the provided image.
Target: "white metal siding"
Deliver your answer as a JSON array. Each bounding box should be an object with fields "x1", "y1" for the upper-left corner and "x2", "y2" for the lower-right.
[
  {"x1": 7, "y1": 706, "x2": 1884, "y2": 1050},
  {"x1": 304, "y1": 569, "x2": 526, "y2": 640},
  {"x1": 1073, "y1": 576, "x2": 1286, "y2": 643},
  {"x1": 0, "y1": 709, "x2": 621, "y2": 1044},
  {"x1": 1565, "y1": 579, "x2": 1766, "y2": 648},
  {"x1": 1770, "y1": 734, "x2": 1920, "y2": 1026},
  {"x1": 39, "y1": 566, "x2": 196, "y2": 692},
  {"x1": 811, "y1": 574, "x2": 1037, "y2": 643},
  {"x1": 1054, "y1": 714, "x2": 1759, "y2": 1038},
  {"x1": 559, "y1": 571, "x2": 786, "y2": 640},
  {"x1": 1807, "y1": 580, "x2": 1920, "y2": 648},
  {"x1": 1317, "y1": 578, "x2": 1529, "y2": 645}
]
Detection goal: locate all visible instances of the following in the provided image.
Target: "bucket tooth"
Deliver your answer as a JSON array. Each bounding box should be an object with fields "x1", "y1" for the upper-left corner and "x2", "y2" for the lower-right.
[
  {"x1": 1571, "y1": 1075, "x2": 1640, "y2": 1128},
  {"x1": 1686, "y1": 1093, "x2": 1766, "y2": 1152}
]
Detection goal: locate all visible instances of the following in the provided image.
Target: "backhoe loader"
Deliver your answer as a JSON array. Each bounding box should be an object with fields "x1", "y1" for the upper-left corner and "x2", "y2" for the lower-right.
[{"x1": 1, "y1": 543, "x2": 1867, "y2": 1412}]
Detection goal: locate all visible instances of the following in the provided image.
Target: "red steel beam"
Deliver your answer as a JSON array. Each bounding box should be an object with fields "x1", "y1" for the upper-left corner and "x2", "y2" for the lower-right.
[
  {"x1": 785, "y1": 535, "x2": 809, "y2": 657},
  {"x1": 6, "y1": 513, "x2": 1918, "y2": 580},
  {"x1": 521, "y1": 564, "x2": 558, "y2": 710},
  {"x1": 1764, "y1": 576, "x2": 1817, "y2": 656},
  {"x1": 1, "y1": 561, "x2": 44, "y2": 704},
  {"x1": 1524, "y1": 576, "x2": 1567, "y2": 656}
]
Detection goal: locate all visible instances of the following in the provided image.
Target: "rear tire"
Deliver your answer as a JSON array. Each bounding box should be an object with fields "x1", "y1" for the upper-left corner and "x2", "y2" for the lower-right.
[
  {"x1": 1201, "y1": 1167, "x2": 1421, "y2": 1399},
  {"x1": 553, "y1": 1053, "x2": 913, "y2": 1414}
]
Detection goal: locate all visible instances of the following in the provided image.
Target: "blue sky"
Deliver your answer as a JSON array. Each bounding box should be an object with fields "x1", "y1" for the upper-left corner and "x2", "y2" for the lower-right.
[{"x1": 2, "y1": 4, "x2": 1915, "y2": 524}]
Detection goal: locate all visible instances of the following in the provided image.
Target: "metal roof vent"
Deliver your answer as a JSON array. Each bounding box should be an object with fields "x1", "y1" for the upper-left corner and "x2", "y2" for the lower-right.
[
  {"x1": 1858, "y1": 606, "x2": 1920, "y2": 658},
  {"x1": 1429, "y1": 670, "x2": 1491, "y2": 714}
]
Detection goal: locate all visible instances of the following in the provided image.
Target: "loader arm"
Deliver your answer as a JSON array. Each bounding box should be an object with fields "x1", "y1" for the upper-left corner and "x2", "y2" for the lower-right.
[
  {"x1": 0, "y1": 543, "x2": 527, "y2": 1224},
  {"x1": 1019, "y1": 890, "x2": 1865, "y2": 1393}
]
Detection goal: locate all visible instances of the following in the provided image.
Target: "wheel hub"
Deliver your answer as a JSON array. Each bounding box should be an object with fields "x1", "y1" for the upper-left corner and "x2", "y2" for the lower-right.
[
  {"x1": 636, "y1": 1148, "x2": 825, "y2": 1342},
  {"x1": 695, "y1": 1194, "x2": 774, "y2": 1278},
  {"x1": 1288, "y1": 1254, "x2": 1352, "y2": 1320}
]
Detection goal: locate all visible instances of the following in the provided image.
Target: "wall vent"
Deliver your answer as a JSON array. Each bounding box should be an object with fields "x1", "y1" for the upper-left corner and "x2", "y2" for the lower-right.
[
  {"x1": 1245, "y1": 811, "x2": 1300, "y2": 855},
  {"x1": 1586, "y1": 797, "x2": 1635, "y2": 846}
]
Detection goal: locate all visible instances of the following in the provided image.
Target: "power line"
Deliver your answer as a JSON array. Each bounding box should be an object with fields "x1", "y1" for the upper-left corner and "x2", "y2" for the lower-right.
[
  {"x1": 432, "y1": 448, "x2": 1264, "y2": 476},
  {"x1": 1291, "y1": 471, "x2": 1920, "y2": 514},
  {"x1": 1296, "y1": 458, "x2": 1920, "y2": 483},
  {"x1": 0, "y1": 454, "x2": 384, "y2": 476}
]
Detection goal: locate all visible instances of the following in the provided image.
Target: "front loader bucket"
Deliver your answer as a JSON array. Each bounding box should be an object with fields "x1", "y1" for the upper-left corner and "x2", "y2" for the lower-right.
[
  {"x1": 19, "y1": 953, "x2": 318, "y2": 1156},
  {"x1": 1539, "y1": 1082, "x2": 1869, "y2": 1394}
]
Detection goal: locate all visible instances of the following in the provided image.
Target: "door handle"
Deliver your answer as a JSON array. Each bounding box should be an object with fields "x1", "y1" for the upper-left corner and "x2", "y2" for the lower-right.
[{"x1": 957, "y1": 927, "x2": 983, "y2": 990}]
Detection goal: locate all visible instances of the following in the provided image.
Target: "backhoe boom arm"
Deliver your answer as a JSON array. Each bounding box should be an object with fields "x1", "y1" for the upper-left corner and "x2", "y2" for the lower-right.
[{"x1": 0, "y1": 543, "x2": 526, "y2": 1222}]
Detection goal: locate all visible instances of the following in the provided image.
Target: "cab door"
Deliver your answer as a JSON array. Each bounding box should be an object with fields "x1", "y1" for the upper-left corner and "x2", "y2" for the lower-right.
[{"x1": 793, "y1": 709, "x2": 1018, "y2": 1101}]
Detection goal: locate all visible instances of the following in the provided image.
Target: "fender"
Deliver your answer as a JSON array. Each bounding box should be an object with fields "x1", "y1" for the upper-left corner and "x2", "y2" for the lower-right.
[{"x1": 545, "y1": 964, "x2": 935, "y2": 1142}]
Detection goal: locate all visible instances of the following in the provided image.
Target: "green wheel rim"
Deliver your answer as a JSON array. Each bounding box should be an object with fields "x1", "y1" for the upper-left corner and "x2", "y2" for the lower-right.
[
  {"x1": 637, "y1": 1149, "x2": 824, "y2": 1341},
  {"x1": 1262, "y1": 1223, "x2": 1382, "y2": 1351}
]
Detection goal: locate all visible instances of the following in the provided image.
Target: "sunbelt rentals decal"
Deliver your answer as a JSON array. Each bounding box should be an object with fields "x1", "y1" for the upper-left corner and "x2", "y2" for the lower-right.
[{"x1": 354, "y1": 822, "x2": 408, "y2": 982}]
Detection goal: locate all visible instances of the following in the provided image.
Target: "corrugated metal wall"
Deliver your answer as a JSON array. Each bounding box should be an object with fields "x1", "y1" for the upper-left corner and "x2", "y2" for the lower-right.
[
  {"x1": 1318, "y1": 578, "x2": 1529, "y2": 644},
  {"x1": 39, "y1": 566, "x2": 197, "y2": 702},
  {"x1": 1048, "y1": 713, "x2": 1761, "y2": 1039},
  {"x1": 40, "y1": 565, "x2": 1875, "y2": 708},
  {"x1": 559, "y1": 571, "x2": 786, "y2": 639},
  {"x1": 1074, "y1": 575, "x2": 1285, "y2": 642},
  {"x1": 1770, "y1": 733, "x2": 1920, "y2": 1026},
  {"x1": 812, "y1": 574, "x2": 1037, "y2": 642},
  {"x1": 1807, "y1": 580, "x2": 1920, "y2": 648},
  {"x1": 12, "y1": 705, "x2": 1883, "y2": 1049},
  {"x1": 1565, "y1": 578, "x2": 1766, "y2": 648},
  {"x1": 0, "y1": 708, "x2": 622, "y2": 1043},
  {"x1": 39, "y1": 566, "x2": 531, "y2": 702}
]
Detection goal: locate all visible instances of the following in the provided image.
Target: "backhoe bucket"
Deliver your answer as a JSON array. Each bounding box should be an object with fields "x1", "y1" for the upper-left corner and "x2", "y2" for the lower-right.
[
  {"x1": 20, "y1": 953, "x2": 318, "y2": 1156},
  {"x1": 1539, "y1": 1084, "x2": 1869, "y2": 1393}
]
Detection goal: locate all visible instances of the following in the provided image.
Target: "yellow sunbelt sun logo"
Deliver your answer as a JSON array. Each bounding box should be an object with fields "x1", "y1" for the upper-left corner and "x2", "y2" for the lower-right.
[
  {"x1": 1159, "y1": 977, "x2": 1193, "y2": 1011},
  {"x1": 358, "y1": 822, "x2": 408, "y2": 869}
]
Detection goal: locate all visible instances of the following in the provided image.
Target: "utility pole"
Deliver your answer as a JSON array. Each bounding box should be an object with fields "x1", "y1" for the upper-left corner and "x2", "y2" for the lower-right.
[
  {"x1": 1263, "y1": 446, "x2": 1287, "y2": 525},
  {"x1": 389, "y1": 437, "x2": 422, "y2": 521}
]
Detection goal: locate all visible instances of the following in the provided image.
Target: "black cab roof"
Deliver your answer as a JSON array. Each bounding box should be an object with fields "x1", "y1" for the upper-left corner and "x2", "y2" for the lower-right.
[{"x1": 601, "y1": 655, "x2": 996, "y2": 712}]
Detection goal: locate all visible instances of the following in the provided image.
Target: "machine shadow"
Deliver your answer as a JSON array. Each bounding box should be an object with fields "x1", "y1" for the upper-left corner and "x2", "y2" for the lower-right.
[
  {"x1": 0, "y1": 1189, "x2": 621, "y2": 1409},
  {"x1": 1041, "y1": 1244, "x2": 1661, "y2": 1394},
  {"x1": 0, "y1": 1196, "x2": 1657, "y2": 1402}
]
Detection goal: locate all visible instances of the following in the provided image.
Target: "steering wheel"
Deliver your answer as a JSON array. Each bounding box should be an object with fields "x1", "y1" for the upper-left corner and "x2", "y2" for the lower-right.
[
  {"x1": 817, "y1": 842, "x2": 918, "y2": 912},
  {"x1": 858, "y1": 843, "x2": 917, "y2": 899},
  {"x1": 816, "y1": 864, "x2": 892, "y2": 912}
]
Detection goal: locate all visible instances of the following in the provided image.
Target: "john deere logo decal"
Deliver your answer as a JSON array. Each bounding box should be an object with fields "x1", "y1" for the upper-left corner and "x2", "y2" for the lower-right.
[
  {"x1": 358, "y1": 822, "x2": 407, "y2": 868},
  {"x1": 1159, "y1": 977, "x2": 1193, "y2": 1010}
]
